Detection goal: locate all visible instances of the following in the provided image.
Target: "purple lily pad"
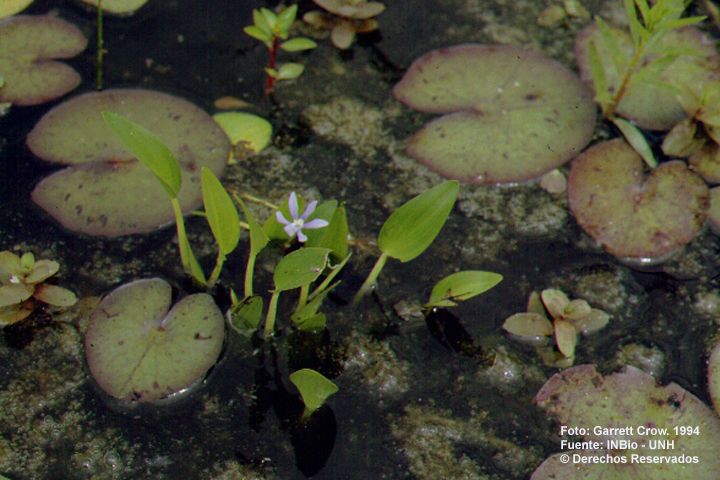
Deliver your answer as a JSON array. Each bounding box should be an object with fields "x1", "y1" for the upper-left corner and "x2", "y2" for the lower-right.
[
  {"x1": 532, "y1": 365, "x2": 720, "y2": 479},
  {"x1": 28, "y1": 89, "x2": 230, "y2": 236},
  {"x1": 392, "y1": 44, "x2": 596, "y2": 184},
  {"x1": 568, "y1": 139, "x2": 709, "y2": 262},
  {"x1": 575, "y1": 24, "x2": 718, "y2": 131},
  {"x1": 85, "y1": 278, "x2": 225, "y2": 403},
  {"x1": 0, "y1": 15, "x2": 87, "y2": 106}
]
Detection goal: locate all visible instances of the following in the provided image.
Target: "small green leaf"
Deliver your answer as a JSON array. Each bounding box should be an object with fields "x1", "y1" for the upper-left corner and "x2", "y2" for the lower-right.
[
  {"x1": 233, "y1": 193, "x2": 269, "y2": 258},
  {"x1": 276, "y1": 63, "x2": 304, "y2": 80},
  {"x1": 102, "y1": 111, "x2": 181, "y2": 197},
  {"x1": 610, "y1": 117, "x2": 657, "y2": 168},
  {"x1": 426, "y1": 271, "x2": 503, "y2": 308},
  {"x1": 265, "y1": 67, "x2": 278, "y2": 79},
  {"x1": 295, "y1": 313, "x2": 327, "y2": 331},
  {"x1": 304, "y1": 200, "x2": 337, "y2": 245},
  {"x1": 252, "y1": 9, "x2": 272, "y2": 35},
  {"x1": 274, "y1": 247, "x2": 331, "y2": 292},
  {"x1": 212, "y1": 112, "x2": 272, "y2": 154},
  {"x1": 378, "y1": 180, "x2": 459, "y2": 262},
  {"x1": 280, "y1": 38, "x2": 318, "y2": 52},
  {"x1": 311, "y1": 205, "x2": 349, "y2": 260},
  {"x1": 277, "y1": 4, "x2": 298, "y2": 33},
  {"x1": 201, "y1": 167, "x2": 240, "y2": 256},
  {"x1": 289, "y1": 368, "x2": 338, "y2": 415},
  {"x1": 228, "y1": 295, "x2": 264, "y2": 334},
  {"x1": 259, "y1": 8, "x2": 278, "y2": 32},
  {"x1": 587, "y1": 40, "x2": 611, "y2": 109},
  {"x1": 244, "y1": 25, "x2": 272, "y2": 44}
]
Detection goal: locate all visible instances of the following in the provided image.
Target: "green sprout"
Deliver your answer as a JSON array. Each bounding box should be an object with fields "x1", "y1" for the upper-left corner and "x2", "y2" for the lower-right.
[
  {"x1": 244, "y1": 5, "x2": 317, "y2": 95},
  {"x1": 289, "y1": 368, "x2": 338, "y2": 419}
]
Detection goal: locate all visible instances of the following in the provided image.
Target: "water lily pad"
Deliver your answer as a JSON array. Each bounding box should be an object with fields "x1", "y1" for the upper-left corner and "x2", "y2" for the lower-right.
[
  {"x1": 28, "y1": 89, "x2": 230, "y2": 236},
  {"x1": 0, "y1": 15, "x2": 87, "y2": 105},
  {"x1": 0, "y1": 0, "x2": 33, "y2": 19},
  {"x1": 79, "y1": 0, "x2": 149, "y2": 15},
  {"x1": 532, "y1": 365, "x2": 720, "y2": 479},
  {"x1": 575, "y1": 24, "x2": 718, "y2": 130},
  {"x1": 568, "y1": 138, "x2": 709, "y2": 262},
  {"x1": 392, "y1": 44, "x2": 595, "y2": 184},
  {"x1": 85, "y1": 278, "x2": 224, "y2": 403}
]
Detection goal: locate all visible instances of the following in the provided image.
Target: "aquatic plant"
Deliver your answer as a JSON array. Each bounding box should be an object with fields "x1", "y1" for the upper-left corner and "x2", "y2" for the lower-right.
[
  {"x1": 503, "y1": 289, "x2": 609, "y2": 366},
  {"x1": 393, "y1": 44, "x2": 595, "y2": 184},
  {"x1": 85, "y1": 278, "x2": 225, "y2": 403},
  {"x1": 289, "y1": 368, "x2": 339, "y2": 418},
  {"x1": 575, "y1": 0, "x2": 711, "y2": 130},
  {"x1": 212, "y1": 111, "x2": 273, "y2": 163},
  {"x1": 0, "y1": 0, "x2": 32, "y2": 19},
  {"x1": 28, "y1": 89, "x2": 229, "y2": 238},
  {"x1": 303, "y1": 0, "x2": 385, "y2": 49},
  {"x1": 0, "y1": 251, "x2": 77, "y2": 327},
  {"x1": 0, "y1": 15, "x2": 87, "y2": 105},
  {"x1": 78, "y1": 0, "x2": 149, "y2": 16},
  {"x1": 568, "y1": 138, "x2": 709, "y2": 263},
  {"x1": 244, "y1": 5, "x2": 317, "y2": 95},
  {"x1": 425, "y1": 270, "x2": 503, "y2": 309},
  {"x1": 275, "y1": 192, "x2": 330, "y2": 242},
  {"x1": 532, "y1": 365, "x2": 720, "y2": 478}
]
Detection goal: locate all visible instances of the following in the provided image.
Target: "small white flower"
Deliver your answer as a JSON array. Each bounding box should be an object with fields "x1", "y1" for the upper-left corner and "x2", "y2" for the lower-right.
[{"x1": 275, "y1": 192, "x2": 329, "y2": 242}]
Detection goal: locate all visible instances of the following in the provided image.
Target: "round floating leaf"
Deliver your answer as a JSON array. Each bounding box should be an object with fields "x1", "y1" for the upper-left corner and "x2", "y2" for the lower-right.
[
  {"x1": 0, "y1": 15, "x2": 87, "y2": 105},
  {"x1": 575, "y1": 24, "x2": 718, "y2": 130},
  {"x1": 532, "y1": 365, "x2": 720, "y2": 479},
  {"x1": 289, "y1": 368, "x2": 338, "y2": 416},
  {"x1": 28, "y1": 89, "x2": 230, "y2": 237},
  {"x1": 85, "y1": 278, "x2": 225, "y2": 403},
  {"x1": 393, "y1": 44, "x2": 595, "y2": 184},
  {"x1": 502, "y1": 312, "x2": 553, "y2": 338},
  {"x1": 568, "y1": 139, "x2": 709, "y2": 261},
  {"x1": 78, "y1": 0, "x2": 149, "y2": 15},
  {"x1": 0, "y1": 0, "x2": 33, "y2": 19}
]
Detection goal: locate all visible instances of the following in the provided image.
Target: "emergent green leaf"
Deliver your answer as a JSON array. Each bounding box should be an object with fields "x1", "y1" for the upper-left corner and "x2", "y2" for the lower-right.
[
  {"x1": 233, "y1": 193, "x2": 269, "y2": 258},
  {"x1": 280, "y1": 38, "x2": 317, "y2": 52},
  {"x1": 201, "y1": 167, "x2": 240, "y2": 256},
  {"x1": 276, "y1": 63, "x2": 304, "y2": 80},
  {"x1": 277, "y1": 4, "x2": 298, "y2": 34},
  {"x1": 289, "y1": 368, "x2": 338, "y2": 415},
  {"x1": 102, "y1": 111, "x2": 181, "y2": 197},
  {"x1": 426, "y1": 270, "x2": 503, "y2": 308},
  {"x1": 228, "y1": 294, "x2": 264, "y2": 334},
  {"x1": 610, "y1": 117, "x2": 657, "y2": 168},
  {"x1": 244, "y1": 25, "x2": 272, "y2": 44},
  {"x1": 378, "y1": 180, "x2": 459, "y2": 262},
  {"x1": 274, "y1": 247, "x2": 331, "y2": 292},
  {"x1": 311, "y1": 205, "x2": 349, "y2": 260}
]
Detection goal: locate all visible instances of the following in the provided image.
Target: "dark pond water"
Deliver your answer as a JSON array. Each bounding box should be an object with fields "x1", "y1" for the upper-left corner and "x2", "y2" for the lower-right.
[{"x1": 2, "y1": 0, "x2": 720, "y2": 479}]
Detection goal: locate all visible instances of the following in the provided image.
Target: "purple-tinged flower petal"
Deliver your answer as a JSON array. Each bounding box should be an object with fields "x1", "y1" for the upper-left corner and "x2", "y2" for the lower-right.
[
  {"x1": 288, "y1": 192, "x2": 300, "y2": 220},
  {"x1": 304, "y1": 218, "x2": 329, "y2": 230},
  {"x1": 284, "y1": 224, "x2": 299, "y2": 238},
  {"x1": 276, "y1": 210, "x2": 291, "y2": 226},
  {"x1": 297, "y1": 230, "x2": 308, "y2": 242},
  {"x1": 301, "y1": 200, "x2": 318, "y2": 220}
]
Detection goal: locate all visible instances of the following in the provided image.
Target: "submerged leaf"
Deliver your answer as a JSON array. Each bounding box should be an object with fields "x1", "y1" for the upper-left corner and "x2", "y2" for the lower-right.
[
  {"x1": 289, "y1": 368, "x2": 339, "y2": 415},
  {"x1": 426, "y1": 270, "x2": 502, "y2": 308}
]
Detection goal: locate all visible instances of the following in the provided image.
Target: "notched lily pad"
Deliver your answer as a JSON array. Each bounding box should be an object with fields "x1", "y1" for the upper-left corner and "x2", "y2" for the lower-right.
[
  {"x1": 28, "y1": 89, "x2": 230, "y2": 236},
  {"x1": 0, "y1": 15, "x2": 87, "y2": 105},
  {"x1": 532, "y1": 365, "x2": 720, "y2": 479},
  {"x1": 85, "y1": 278, "x2": 225, "y2": 403},
  {"x1": 568, "y1": 139, "x2": 709, "y2": 262},
  {"x1": 393, "y1": 44, "x2": 595, "y2": 184}
]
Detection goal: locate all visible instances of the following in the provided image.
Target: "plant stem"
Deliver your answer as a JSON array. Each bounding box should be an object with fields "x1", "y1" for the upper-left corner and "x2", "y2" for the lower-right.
[
  {"x1": 297, "y1": 284, "x2": 309, "y2": 310},
  {"x1": 352, "y1": 252, "x2": 389, "y2": 306},
  {"x1": 264, "y1": 290, "x2": 281, "y2": 336},
  {"x1": 604, "y1": 47, "x2": 643, "y2": 118},
  {"x1": 264, "y1": 37, "x2": 279, "y2": 96},
  {"x1": 244, "y1": 251, "x2": 256, "y2": 297},
  {"x1": 96, "y1": 0, "x2": 104, "y2": 90},
  {"x1": 171, "y1": 198, "x2": 207, "y2": 286},
  {"x1": 207, "y1": 250, "x2": 225, "y2": 288}
]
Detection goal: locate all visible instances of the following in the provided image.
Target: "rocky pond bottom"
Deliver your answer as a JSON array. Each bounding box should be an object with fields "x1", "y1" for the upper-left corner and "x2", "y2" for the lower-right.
[{"x1": 4, "y1": 0, "x2": 720, "y2": 479}]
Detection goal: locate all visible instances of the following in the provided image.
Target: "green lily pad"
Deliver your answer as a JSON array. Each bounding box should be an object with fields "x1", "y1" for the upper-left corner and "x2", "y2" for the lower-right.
[
  {"x1": 28, "y1": 89, "x2": 230, "y2": 237},
  {"x1": 0, "y1": 15, "x2": 87, "y2": 105},
  {"x1": 392, "y1": 44, "x2": 595, "y2": 184},
  {"x1": 0, "y1": 0, "x2": 33, "y2": 19},
  {"x1": 575, "y1": 24, "x2": 718, "y2": 131},
  {"x1": 532, "y1": 365, "x2": 720, "y2": 479},
  {"x1": 568, "y1": 139, "x2": 709, "y2": 262},
  {"x1": 85, "y1": 278, "x2": 225, "y2": 403}
]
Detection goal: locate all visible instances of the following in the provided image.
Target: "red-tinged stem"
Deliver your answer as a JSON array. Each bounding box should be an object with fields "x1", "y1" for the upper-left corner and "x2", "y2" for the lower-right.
[{"x1": 264, "y1": 37, "x2": 279, "y2": 96}]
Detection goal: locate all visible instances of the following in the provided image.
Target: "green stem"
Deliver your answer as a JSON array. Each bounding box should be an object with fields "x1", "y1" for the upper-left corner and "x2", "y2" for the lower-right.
[
  {"x1": 605, "y1": 47, "x2": 643, "y2": 118},
  {"x1": 352, "y1": 252, "x2": 389, "y2": 306},
  {"x1": 171, "y1": 198, "x2": 207, "y2": 286},
  {"x1": 297, "y1": 284, "x2": 309, "y2": 310},
  {"x1": 264, "y1": 290, "x2": 281, "y2": 337},
  {"x1": 207, "y1": 250, "x2": 225, "y2": 288},
  {"x1": 244, "y1": 251, "x2": 256, "y2": 298},
  {"x1": 96, "y1": 0, "x2": 104, "y2": 90}
]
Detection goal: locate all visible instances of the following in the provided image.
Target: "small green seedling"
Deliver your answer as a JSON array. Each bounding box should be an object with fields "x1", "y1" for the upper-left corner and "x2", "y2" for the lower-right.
[
  {"x1": 425, "y1": 270, "x2": 503, "y2": 309},
  {"x1": 244, "y1": 5, "x2": 317, "y2": 95},
  {"x1": 289, "y1": 368, "x2": 339, "y2": 418},
  {"x1": 353, "y1": 180, "x2": 459, "y2": 304}
]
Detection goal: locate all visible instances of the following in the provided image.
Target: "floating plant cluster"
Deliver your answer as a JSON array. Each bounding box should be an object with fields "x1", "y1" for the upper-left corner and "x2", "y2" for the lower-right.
[{"x1": 303, "y1": 0, "x2": 386, "y2": 50}]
